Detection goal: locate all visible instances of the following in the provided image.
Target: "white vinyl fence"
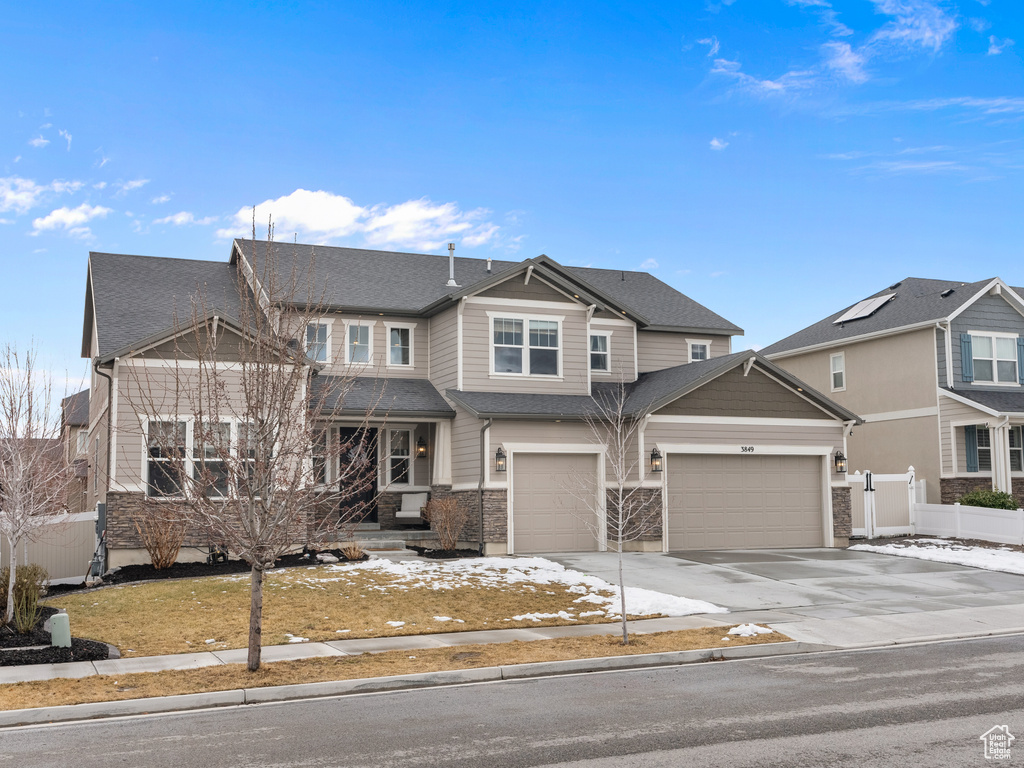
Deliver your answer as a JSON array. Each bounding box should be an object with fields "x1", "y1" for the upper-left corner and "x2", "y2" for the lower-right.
[
  {"x1": 914, "y1": 502, "x2": 1024, "y2": 546},
  {"x1": 849, "y1": 468, "x2": 923, "y2": 538},
  {"x1": 0, "y1": 511, "x2": 98, "y2": 585}
]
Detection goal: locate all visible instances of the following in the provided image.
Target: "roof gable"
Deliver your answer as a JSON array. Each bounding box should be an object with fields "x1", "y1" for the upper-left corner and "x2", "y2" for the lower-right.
[{"x1": 654, "y1": 366, "x2": 826, "y2": 419}]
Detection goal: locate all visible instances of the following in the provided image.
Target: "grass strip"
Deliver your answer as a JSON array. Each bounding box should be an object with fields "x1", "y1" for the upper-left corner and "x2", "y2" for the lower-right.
[{"x1": 1, "y1": 626, "x2": 786, "y2": 711}]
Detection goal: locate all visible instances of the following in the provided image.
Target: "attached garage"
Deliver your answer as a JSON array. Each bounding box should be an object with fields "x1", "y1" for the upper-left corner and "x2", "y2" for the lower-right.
[
  {"x1": 511, "y1": 452, "x2": 600, "y2": 553},
  {"x1": 666, "y1": 453, "x2": 825, "y2": 550}
]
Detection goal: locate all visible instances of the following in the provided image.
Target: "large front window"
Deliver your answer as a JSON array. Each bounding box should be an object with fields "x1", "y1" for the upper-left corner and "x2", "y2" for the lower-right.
[
  {"x1": 193, "y1": 422, "x2": 230, "y2": 498},
  {"x1": 148, "y1": 421, "x2": 186, "y2": 497},
  {"x1": 972, "y1": 334, "x2": 1018, "y2": 384},
  {"x1": 493, "y1": 317, "x2": 560, "y2": 376}
]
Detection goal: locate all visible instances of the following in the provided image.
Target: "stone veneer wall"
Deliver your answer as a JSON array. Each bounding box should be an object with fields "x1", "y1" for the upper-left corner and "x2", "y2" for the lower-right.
[
  {"x1": 940, "y1": 476, "x2": 993, "y2": 505},
  {"x1": 428, "y1": 485, "x2": 508, "y2": 544},
  {"x1": 105, "y1": 491, "x2": 212, "y2": 549},
  {"x1": 605, "y1": 487, "x2": 663, "y2": 542},
  {"x1": 831, "y1": 486, "x2": 851, "y2": 545}
]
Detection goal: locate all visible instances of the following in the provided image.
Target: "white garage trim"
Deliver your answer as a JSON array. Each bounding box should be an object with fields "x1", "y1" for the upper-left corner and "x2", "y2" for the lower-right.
[
  {"x1": 503, "y1": 443, "x2": 606, "y2": 555},
  {"x1": 657, "y1": 446, "x2": 835, "y2": 552}
]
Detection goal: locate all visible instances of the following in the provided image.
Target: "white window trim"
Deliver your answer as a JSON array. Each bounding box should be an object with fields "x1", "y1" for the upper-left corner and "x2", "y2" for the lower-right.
[
  {"x1": 75, "y1": 428, "x2": 88, "y2": 457},
  {"x1": 306, "y1": 319, "x2": 333, "y2": 364},
  {"x1": 383, "y1": 427, "x2": 414, "y2": 487},
  {"x1": 343, "y1": 320, "x2": 377, "y2": 366},
  {"x1": 830, "y1": 351, "x2": 846, "y2": 393},
  {"x1": 486, "y1": 310, "x2": 565, "y2": 379},
  {"x1": 1010, "y1": 425, "x2": 1023, "y2": 474},
  {"x1": 686, "y1": 338, "x2": 711, "y2": 364},
  {"x1": 976, "y1": 424, "x2": 994, "y2": 473},
  {"x1": 141, "y1": 416, "x2": 256, "y2": 500},
  {"x1": 589, "y1": 331, "x2": 612, "y2": 374},
  {"x1": 384, "y1": 321, "x2": 417, "y2": 368},
  {"x1": 969, "y1": 330, "x2": 1020, "y2": 387}
]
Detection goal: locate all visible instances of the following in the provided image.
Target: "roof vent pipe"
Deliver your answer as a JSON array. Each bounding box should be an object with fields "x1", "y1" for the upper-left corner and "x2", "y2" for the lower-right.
[
  {"x1": 486, "y1": 255, "x2": 492, "y2": 273},
  {"x1": 446, "y1": 242, "x2": 460, "y2": 287}
]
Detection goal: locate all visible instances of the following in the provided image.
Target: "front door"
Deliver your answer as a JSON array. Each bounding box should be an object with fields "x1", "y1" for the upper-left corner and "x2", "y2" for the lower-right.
[{"x1": 338, "y1": 427, "x2": 378, "y2": 525}]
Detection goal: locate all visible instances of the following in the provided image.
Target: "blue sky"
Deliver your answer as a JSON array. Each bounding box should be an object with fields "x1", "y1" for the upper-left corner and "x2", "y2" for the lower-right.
[{"x1": 2, "y1": 0, "x2": 1021, "y2": 386}]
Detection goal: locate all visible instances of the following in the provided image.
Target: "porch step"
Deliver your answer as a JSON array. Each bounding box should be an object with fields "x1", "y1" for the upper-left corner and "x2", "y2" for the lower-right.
[{"x1": 359, "y1": 538, "x2": 408, "y2": 551}]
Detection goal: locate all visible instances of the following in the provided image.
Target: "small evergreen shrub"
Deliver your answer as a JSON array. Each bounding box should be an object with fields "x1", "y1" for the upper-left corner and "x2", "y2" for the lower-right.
[{"x1": 957, "y1": 490, "x2": 1018, "y2": 510}]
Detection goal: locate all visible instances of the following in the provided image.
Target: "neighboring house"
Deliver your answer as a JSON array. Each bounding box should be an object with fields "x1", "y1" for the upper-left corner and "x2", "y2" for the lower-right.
[
  {"x1": 81, "y1": 242, "x2": 858, "y2": 567},
  {"x1": 764, "y1": 277, "x2": 1024, "y2": 506},
  {"x1": 60, "y1": 389, "x2": 90, "y2": 514}
]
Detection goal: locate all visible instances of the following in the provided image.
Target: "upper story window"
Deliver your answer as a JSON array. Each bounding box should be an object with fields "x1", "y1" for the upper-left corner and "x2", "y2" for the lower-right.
[
  {"x1": 590, "y1": 333, "x2": 610, "y2": 372},
  {"x1": 492, "y1": 316, "x2": 561, "y2": 376},
  {"x1": 75, "y1": 429, "x2": 88, "y2": 456},
  {"x1": 347, "y1": 323, "x2": 372, "y2": 364},
  {"x1": 687, "y1": 339, "x2": 710, "y2": 363},
  {"x1": 386, "y1": 323, "x2": 415, "y2": 367},
  {"x1": 306, "y1": 323, "x2": 330, "y2": 363},
  {"x1": 830, "y1": 352, "x2": 846, "y2": 392},
  {"x1": 971, "y1": 333, "x2": 1018, "y2": 385}
]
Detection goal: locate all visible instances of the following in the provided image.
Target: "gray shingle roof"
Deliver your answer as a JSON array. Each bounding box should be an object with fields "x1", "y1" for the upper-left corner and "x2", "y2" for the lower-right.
[
  {"x1": 448, "y1": 350, "x2": 859, "y2": 422},
  {"x1": 88, "y1": 252, "x2": 243, "y2": 359},
  {"x1": 312, "y1": 376, "x2": 455, "y2": 418},
  {"x1": 943, "y1": 388, "x2": 1024, "y2": 415},
  {"x1": 61, "y1": 389, "x2": 89, "y2": 426},
  {"x1": 762, "y1": 277, "x2": 995, "y2": 357},
  {"x1": 234, "y1": 240, "x2": 740, "y2": 333}
]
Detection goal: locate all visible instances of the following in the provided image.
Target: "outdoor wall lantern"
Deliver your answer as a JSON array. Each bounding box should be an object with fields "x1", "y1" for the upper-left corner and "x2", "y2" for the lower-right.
[
  {"x1": 650, "y1": 448, "x2": 663, "y2": 473},
  {"x1": 416, "y1": 437, "x2": 428, "y2": 459},
  {"x1": 834, "y1": 451, "x2": 848, "y2": 474},
  {"x1": 495, "y1": 447, "x2": 507, "y2": 472}
]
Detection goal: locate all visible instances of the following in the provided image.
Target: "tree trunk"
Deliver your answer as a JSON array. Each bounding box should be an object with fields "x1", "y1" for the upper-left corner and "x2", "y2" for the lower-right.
[
  {"x1": 617, "y1": 543, "x2": 629, "y2": 645},
  {"x1": 4, "y1": 539, "x2": 16, "y2": 625},
  {"x1": 247, "y1": 564, "x2": 264, "y2": 671}
]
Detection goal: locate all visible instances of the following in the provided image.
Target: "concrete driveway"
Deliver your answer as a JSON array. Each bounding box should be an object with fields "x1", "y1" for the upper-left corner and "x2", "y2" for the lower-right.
[{"x1": 548, "y1": 548, "x2": 1024, "y2": 649}]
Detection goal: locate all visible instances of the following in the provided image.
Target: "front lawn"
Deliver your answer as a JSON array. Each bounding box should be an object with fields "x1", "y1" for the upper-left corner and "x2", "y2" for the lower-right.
[{"x1": 46, "y1": 557, "x2": 724, "y2": 657}]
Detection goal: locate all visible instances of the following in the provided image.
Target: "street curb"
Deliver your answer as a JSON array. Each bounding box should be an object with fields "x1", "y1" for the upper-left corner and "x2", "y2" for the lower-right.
[{"x1": 0, "y1": 640, "x2": 829, "y2": 728}]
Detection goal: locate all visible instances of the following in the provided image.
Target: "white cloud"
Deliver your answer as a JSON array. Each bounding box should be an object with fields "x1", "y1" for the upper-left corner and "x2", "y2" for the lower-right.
[
  {"x1": 988, "y1": 36, "x2": 1014, "y2": 55},
  {"x1": 94, "y1": 149, "x2": 110, "y2": 168},
  {"x1": 968, "y1": 17, "x2": 991, "y2": 33},
  {"x1": 93, "y1": 182, "x2": 107, "y2": 190},
  {"x1": 697, "y1": 36, "x2": 720, "y2": 56},
  {"x1": 31, "y1": 203, "x2": 112, "y2": 236},
  {"x1": 0, "y1": 177, "x2": 82, "y2": 214},
  {"x1": 116, "y1": 179, "x2": 149, "y2": 194},
  {"x1": 711, "y1": 58, "x2": 816, "y2": 95},
  {"x1": 786, "y1": 0, "x2": 853, "y2": 37},
  {"x1": 710, "y1": 137, "x2": 729, "y2": 150},
  {"x1": 58, "y1": 129, "x2": 72, "y2": 151},
  {"x1": 28, "y1": 136, "x2": 49, "y2": 148},
  {"x1": 870, "y1": 0, "x2": 958, "y2": 53},
  {"x1": 640, "y1": 258, "x2": 659, "y2": 270},
  {"x1": 153, "y1": 211, "x2": 218, "y2": 226},
  {"x1": 151, "y1": 194, "x2": 171, "y2": 204},
  {"x1": 823, "y1": 41, "x2": 869, "y2": 83},
  {"x1": 217, "y1": 189, "x2": 501, "y2": 251}
]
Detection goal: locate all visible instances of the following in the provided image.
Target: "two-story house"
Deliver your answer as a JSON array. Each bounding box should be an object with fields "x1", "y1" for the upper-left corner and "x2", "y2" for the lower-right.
[
  {"x1": 81, "y1": 241, "x2": 858, "y2": 568},
  {"x1": 764, "y1": 277, "x2": 1024, "y2": 506}
]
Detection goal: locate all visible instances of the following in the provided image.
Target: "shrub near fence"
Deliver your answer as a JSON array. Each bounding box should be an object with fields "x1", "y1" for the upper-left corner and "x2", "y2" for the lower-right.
[{"x1": 914, "y1": 502, "x2": 1024, "y2": 546}]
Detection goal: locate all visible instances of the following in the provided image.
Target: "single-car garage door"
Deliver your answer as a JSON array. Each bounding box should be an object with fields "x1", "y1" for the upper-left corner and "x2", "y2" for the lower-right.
[
  {"x1": 667, "y1": 454, "x2": 823, "y2": 550},
  {"x1": 512, "y1": 453, "x2": 599, "y2": 553}
]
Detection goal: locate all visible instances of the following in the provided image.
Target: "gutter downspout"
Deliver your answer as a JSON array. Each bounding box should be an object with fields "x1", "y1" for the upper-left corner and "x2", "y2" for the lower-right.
[
  {"x1": 92, "y1": 358, "x2": 114, "y2": 499},
  {"x1": 477, "y1": 418, "x2": 493, "y2": 556}
]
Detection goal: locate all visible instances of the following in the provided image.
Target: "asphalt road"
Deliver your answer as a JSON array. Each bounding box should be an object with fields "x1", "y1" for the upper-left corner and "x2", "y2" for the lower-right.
[{"x1": 3, "y1": 635, "x2": 1023, "y2": 767}]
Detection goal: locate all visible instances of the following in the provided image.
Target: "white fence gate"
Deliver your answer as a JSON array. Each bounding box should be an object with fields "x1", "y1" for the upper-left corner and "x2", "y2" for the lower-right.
[{"x1": 849, "y1": 467, "x2": 921, "y2": 538}]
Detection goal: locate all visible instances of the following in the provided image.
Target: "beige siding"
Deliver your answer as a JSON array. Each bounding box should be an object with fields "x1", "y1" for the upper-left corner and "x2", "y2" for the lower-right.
[
  {"x1": 636, "y1": 331, "x2": 731, "y2": 373},
  {"x1": 774, "y1": 327, "x2": 937, "y2": 415},
  {"x1": 938, "y1": 395, "x2": 993, "y2": 477},
  {"x1": 655, "y1": 367, "x2": 826, "y2": 419},
  {"x1": 461, "y1": 303, "x2": 590, "y2": 394},
  {"x1": 846, "y1": 416, "x2": 942, "y2": 502},
  {"x1": 428, "y1": 306, "x2": 459, "y2": 392},
  {"x1": 588, "y1": 323, "x2": 636, "y2": 382},
  {"x1": 479, "y1": 275, "x2": 568, "y2": 302},
  {"x1": 450, "y1": 409, "x2": 483, "y2": 485},
  {"x1": 491, "y1": 419, "x2": 637, "y2": 482},
  {"x1": 141, "y1": 327, "x2": 247, "y2": 362}
]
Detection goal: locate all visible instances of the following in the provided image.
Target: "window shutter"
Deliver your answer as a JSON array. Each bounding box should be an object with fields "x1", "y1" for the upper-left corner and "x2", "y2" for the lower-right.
[
  {"x1": 965, "y1": 424, "x2": 979, "y2": 473},
  {"x1": 960, "y1": 333, "x2": 974, "y2": 383},
  {"x1": 1017, "y1": 337, "x2": 1024, "y2": 383}
]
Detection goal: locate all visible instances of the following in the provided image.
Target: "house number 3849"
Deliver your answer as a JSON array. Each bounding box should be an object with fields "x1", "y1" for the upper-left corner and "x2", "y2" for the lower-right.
[{"x1": 740, "y1": 446, "x2": 755, "y2": 452}]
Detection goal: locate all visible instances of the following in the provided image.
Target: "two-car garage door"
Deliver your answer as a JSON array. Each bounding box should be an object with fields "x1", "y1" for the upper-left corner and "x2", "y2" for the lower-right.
[{"x1": 666, "y1": 454, "x2": 824, "y2": 550}]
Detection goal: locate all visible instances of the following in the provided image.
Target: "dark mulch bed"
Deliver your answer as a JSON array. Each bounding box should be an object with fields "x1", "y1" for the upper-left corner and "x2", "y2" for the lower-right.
[
  {"x1": 407, "y1": 545, "x2": 480, "y2": 559},
  {"x1": 0, "y1": 607, "x2": 110, "y2": 667}
]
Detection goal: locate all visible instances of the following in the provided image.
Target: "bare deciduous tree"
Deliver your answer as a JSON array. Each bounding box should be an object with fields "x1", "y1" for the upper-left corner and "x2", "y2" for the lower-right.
[
  {"x1": 566, "y1": 381, "x2": 660, "y2": 645},
  {"x1": 121, "y1": 224, "x2": 384, "y2": 670},
  {"x1": 0, "y1": 345, "x2": 74, "y2": 625}
]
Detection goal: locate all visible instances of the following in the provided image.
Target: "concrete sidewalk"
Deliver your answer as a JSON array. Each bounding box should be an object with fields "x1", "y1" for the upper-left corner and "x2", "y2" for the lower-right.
[{"x1": 0, "y1": 614, "x2": 732, "y2": 685}]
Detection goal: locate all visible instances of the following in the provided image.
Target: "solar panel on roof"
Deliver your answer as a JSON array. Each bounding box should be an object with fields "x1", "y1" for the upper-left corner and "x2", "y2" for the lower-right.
[{"x1": 833, "y1": 294, "x2": 896, "y2": 325}]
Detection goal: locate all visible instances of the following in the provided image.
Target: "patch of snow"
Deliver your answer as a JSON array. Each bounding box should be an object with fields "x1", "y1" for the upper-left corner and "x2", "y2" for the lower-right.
[
  {"x1": 511, "y1": 611, "x2": 576, "y2": 622},
  {"x1": 578, "y1": 611, "x2": 604, "y2": 618},
  {"x1": 851, "y1": 541, "x2": 1024, "y2": 575},
  {"x1": 284, "y1": 633, "x2": 309, "y2": 643},
  {"x1": 728, "y1": 623, "x2": 773, "y2": 637},
  {"x1": 386, "y1": 621, "x2": 406, "y2": 628},
  {"x1": 204, "y1": 639, "x2": 216, "y2": 644},
  {"x1": 336, "y1": 629, "x2": 350, "y2": 633},
  {"x1": 433, "y1": 616, "x2": 453, "y2": 622}
]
